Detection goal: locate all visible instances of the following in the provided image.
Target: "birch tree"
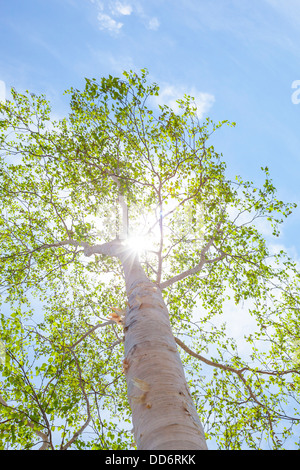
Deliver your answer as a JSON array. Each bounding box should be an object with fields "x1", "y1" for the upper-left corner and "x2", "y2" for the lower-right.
[{"x1": 0, "y1": 69, "x2": 300, "y2": 450}]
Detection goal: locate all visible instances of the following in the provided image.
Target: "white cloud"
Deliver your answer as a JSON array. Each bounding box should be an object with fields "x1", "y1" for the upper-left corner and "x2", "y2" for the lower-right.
[
  {"x1": 88, "y1": 1, "x2": 124, "y2": 34},
  {"x1": 154, "y1": 84, "x2": 215, "y2": 118},
  {"x1": 89, "y1": 0, "x2": 160, "y2": 34},
  {"x1": 97, "y1": 12, "x2": 123, "y2": 33},
  {"x1": 0, "y1": 80, "x2": 6, "y2": 103},
  {"x1": 134, "y1": 3, "x2": 160, "y2": 31},
  {"x1": 112, "y1": 1, "x2": 133, "y2": 16}
]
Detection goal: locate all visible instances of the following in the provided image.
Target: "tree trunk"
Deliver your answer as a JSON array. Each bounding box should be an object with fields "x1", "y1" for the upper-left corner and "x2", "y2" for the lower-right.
[{"x1": 120, "y1": 251, "x2": 208, "y2": 450}]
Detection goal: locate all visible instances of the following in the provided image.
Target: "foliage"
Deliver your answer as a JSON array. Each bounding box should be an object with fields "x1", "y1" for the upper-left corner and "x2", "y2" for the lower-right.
[{"x1": 0, "y1": 69, "x2": 299, "y2": 449}]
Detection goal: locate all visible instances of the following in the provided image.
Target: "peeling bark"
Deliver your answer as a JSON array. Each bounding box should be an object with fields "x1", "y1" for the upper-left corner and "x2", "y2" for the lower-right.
[
  {"x1": 119, "y1": 250, "x2": 208, "y2": 450},
  {"x1": 76, "y1": 238, "x2": 208, "y2": 449}
]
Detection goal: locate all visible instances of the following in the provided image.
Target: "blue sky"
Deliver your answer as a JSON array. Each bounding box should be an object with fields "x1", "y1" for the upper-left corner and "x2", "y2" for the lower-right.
[{"x1": 1, "y1": 0, "x2": 300, "y2": 254}]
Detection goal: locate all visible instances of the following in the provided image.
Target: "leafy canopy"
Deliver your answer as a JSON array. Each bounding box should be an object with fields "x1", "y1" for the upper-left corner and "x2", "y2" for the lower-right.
[{"x1": 0, "y1": 69, "x2": 299, "y2": 449}]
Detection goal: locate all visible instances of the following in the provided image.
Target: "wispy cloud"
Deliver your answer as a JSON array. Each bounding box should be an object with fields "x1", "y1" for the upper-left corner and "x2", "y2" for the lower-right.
[
  {"x1": 0, "y1": 81, "x2": 6, "y2": 103},
  {"x1": 111, "y1": 1, "x2": 133, "y2": 16},
  {"x1": 154, "y1": 84, "x2": 215, "y2": 118},
  {"x1": 132, "y1": 1, "x2": 159, "y2": 30},
  {"x1": 182, "y1": 0, "x2": 293, "y2": 49},
  {"x1": 90, "y1": 1, "x2": 126, "y2": 34},
  {"x1": 265, "y1": 0, "x2": 300, "y2": 22},
  {"x1": 89, "y1": 0, "x2": 159, "y2": 35},
  {"x1": 97, "y1": 11, "x2": 123, "y2": 34},
  {"x1": 147, "y1": 16, "x2": 160, "y2": 31}
]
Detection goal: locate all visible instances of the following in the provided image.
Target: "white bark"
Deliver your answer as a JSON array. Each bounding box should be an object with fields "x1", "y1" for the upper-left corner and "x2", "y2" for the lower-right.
[
  {"x1": 118, "y1": 194, "x2": 128, "y2": 239},
  {"x1": 65, "y1": 237, "x2": 208, "y2": 449},
  {"x1": 119, "y1": 251, "x2": 208, "y2": 450}
]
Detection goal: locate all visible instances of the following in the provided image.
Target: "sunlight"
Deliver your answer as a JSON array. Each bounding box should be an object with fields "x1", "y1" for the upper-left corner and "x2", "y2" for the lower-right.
[{"x1": 126, "y1": 233, "x2": 152, "y2": 253}]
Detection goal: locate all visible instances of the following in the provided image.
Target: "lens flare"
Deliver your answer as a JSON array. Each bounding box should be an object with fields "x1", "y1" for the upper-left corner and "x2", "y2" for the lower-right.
[{"x1": 126, "y1": 234, "x2": 149, "y2": 253}]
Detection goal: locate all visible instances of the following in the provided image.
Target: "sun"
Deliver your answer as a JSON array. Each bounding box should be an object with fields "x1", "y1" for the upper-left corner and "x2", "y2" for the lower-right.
[{"x1": 126, "y1": 234, "x2": 150, "y2": 253}]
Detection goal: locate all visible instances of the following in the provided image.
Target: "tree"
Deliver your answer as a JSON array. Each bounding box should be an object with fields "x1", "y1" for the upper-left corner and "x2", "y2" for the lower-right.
[{"x1": 0, "y1": 69, "x2": 300, "y2": 450}]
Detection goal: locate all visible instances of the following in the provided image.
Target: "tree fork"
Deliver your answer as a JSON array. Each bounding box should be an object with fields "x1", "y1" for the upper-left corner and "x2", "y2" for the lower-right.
[{"x1": 69, "y1": 238, "x2": 208, "y2": 449}]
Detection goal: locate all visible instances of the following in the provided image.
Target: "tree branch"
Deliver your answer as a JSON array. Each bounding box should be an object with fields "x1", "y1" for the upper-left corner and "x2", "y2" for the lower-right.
[
  {"x1": 39, "y1": 238, "x2": 128, "y2": 260},
  {"x1": 160, "y1": 226, "x2": 225, "y2": 289},
  {"x1": 0, "y1": 393, "x2": 51, "y2": 450},
  {"x1": 60, "y1": 352, "x2": 91, "y2": 450},
  {"x1": 175, "y1": 336, "x2": 300, "y2": 419},
  {"x1": 68, "y1": 321, "x2": 114, "y2": 351}
]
